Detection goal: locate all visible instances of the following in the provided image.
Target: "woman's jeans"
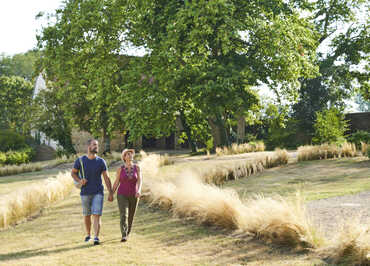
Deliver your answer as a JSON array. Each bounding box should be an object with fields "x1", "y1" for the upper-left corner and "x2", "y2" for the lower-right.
[{"x1": 117, "y1": 194, "x2": 139, "y2": 238}]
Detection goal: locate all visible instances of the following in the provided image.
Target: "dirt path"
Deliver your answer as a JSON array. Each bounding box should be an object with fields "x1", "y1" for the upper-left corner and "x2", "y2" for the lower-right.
[{"x1": 306, "y1": 191, "x2": 370, "y2": 235}]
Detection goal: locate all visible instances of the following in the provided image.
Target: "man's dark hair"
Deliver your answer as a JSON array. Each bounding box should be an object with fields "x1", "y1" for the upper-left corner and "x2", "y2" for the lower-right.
[{"x1": 87, "y1": 139, "x2": 97, "y2": 146}]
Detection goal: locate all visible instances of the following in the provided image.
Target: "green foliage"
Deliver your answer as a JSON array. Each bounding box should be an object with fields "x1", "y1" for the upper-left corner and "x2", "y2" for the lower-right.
[
  {"x1": 32, "y1": 87, "x2": 76, "y2": 155},
  {"x1": 348, "y1": 130, "x2": 370, "y2": 147},
  {"x1": 0, "y1": 50, "x2": 39, "y2": 81},
  {"x1": 0, "y1": 148, "x2": 35, "y2": 165},
  {"x1": 37, "y1": 0, "x2": 126, "y2": 151},
  {"x1": 367, "y1": 146, "x2": 370, "y2": 159},
  {"x1": 292, "y1": 0, "x2": 369, "y2": 137},
  {"x1": 121, "y1": 0, "x2": 318, "y2": 147},
  {"x1": 0, "y1": 129, "x2": 28, "y2": 152},
  {"x1": 313, "y1": 108, "x2": 349, "y2": 144},
  {"x1": 0, "y1": 76, "x2": 34, "y2": 132},
  {"x1": 0, "y1": 152, "x2": 6, "y2": 165}
]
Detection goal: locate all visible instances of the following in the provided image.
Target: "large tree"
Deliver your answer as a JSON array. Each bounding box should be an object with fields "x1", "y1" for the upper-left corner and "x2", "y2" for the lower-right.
[
  {"x1": 37, "y1": 0, "x2": 126, "y2": 152},
  {"x1": 38, "y1": 0, "x2": 320, "y2": 150},
  {"x1": 292, "y1": 0, "x2": 369, "y2": 141},
  {"x1": 121, "y1": 0, "x2": 318, "y2": 147}
]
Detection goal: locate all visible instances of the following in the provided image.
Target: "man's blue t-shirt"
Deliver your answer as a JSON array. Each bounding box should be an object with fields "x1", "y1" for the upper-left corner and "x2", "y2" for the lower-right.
[{"x1": 73, "y1": 155, "x2": 107, "y2": 195}]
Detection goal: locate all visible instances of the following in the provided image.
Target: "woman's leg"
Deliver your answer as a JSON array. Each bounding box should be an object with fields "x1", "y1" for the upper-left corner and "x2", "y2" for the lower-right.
[
  {"x1": 117, "y1": 194, "x2": 129, "y2": 238},
  {"x1": 127, "y1": 196, "x2": 139, "y2": 236}
]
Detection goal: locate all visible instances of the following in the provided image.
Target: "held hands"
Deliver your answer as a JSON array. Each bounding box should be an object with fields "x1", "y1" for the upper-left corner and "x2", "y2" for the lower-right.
[
  {"x1": 108, "y1": 193, "x2": 114, "y2": 202},
  {"x1": 80, "y1": 179, "x2": 88, "y2": 186},
  {"x1": 135, "y1": 192, "x2": 141, "y2": 198}
]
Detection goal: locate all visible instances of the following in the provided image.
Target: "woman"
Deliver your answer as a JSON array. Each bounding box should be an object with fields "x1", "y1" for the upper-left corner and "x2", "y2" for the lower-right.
[{"x1": 112, "y1": 148, "x2": 142, "y2": 242}]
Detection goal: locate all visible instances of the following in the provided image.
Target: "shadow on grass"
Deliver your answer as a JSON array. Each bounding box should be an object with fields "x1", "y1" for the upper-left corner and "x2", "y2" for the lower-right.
[
  {"x1": 0, "y1": 243, "x2": 92, "y2": 262},
  {"x1": 105, "y1": 202, "x2": 318, "y2": 265}
]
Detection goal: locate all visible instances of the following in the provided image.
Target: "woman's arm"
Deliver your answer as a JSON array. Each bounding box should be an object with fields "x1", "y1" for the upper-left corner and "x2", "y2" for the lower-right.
[
  {"x1": 112, "y1": 167, "x2": 122, "y2": 194},
  {"x1": 136, "y1": 165, "x2": 143, "y2": 198}
]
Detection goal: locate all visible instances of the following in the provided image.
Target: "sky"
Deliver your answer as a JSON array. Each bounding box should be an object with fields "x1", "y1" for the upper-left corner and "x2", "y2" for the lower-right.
[{"x1": 0, "y1": 0, "x2": 63, "y2": 56}]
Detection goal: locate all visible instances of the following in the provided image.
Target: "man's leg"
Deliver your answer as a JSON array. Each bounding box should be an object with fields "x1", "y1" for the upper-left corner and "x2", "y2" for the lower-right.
[
  {"x1": 84, "y1": 215, "x2": 92, "y2": 236},
  {"x1": 91, "y1": 193, "x2": 104, "y2": 245},
  {"x1": 81, "y1": 195, "x2": 93, "y2": 241},
  {"x1": 92, "y1": 215, "x2": 101, "y2": 237}
]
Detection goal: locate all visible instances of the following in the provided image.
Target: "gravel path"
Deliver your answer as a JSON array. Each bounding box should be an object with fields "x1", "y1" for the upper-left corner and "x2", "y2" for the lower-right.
[{"x1": 306, "y1": 191, "x2": 370, "y2": 235}]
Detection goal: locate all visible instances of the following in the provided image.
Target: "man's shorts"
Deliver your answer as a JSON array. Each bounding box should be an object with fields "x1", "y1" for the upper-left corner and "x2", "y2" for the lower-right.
[{"x1": 81, "y1": 193, "x2": 104, "y2": 216}]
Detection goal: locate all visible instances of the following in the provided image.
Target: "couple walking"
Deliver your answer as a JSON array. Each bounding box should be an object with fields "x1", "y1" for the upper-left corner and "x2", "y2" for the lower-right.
[{"x1": 71, "y1": 139, "x2": 142, "y2": 245}]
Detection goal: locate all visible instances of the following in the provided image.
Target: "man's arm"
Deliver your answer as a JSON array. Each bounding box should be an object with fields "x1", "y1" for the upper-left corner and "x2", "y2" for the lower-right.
[
  {"x1": 71, "y1": 168, "x2": 87, "y2": 186},
  {"x1": 102, "y1": 171, "x2": 113, "y2": 201}
]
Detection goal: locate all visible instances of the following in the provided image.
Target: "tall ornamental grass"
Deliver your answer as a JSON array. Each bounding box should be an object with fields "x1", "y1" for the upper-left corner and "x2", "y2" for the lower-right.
[
  {"x1": 140, "y1": 150, "x2": 321, "y2": 248},
  {"x1": 361, "y1": 142, "x2": 370, "y2": 158},
  {"x1": 297, "y1": 143, "x2": 357, "y2": 162},
  {"x1": 145, "y1": 174, "x2": 322, "y2": 249},
  {"x1": 0, "y1": 172, "x2": 73, "y2": 229},
  {"x1": 216, "y1": 141, "x2": 265, "y2": 156},
  {"x1": 318, "y1": 219, "x2": 370, "y2": 265},
  {"x1": 0, "y1": 163, "x2": 42, "y2": 177},
  {"x1": 139, "y1": 149, "x2": 368, "y2": 260},
  {"x1": 200, "y1": 148, "x2": 289, "y2": 185}
]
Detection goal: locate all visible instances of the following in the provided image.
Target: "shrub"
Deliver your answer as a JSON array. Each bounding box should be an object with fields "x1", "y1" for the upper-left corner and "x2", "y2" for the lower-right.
[
  {"x1": 313, "y1": 108, "x2": 349, "y2": 144},
  {"x1": 0, "y1": 129, "x2": 28, "y2": 152},
  {"x1": 348, "y1": 130, "x2": 370, "y2": 148},
  {"x1": 4, "y1": 148, "x2": 34, "y2": 165},
  {"x1": 0, "y1": 152, "x2": 6, "y2": 166}
]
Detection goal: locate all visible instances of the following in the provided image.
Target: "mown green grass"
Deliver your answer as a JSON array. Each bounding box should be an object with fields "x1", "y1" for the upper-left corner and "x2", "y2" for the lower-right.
[{"x1": 224, "y1": 157, "x2": 370, "y2": 201}]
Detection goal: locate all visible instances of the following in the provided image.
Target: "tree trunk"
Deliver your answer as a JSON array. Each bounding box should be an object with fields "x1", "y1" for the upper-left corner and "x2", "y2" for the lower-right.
[
  {"x1": 103, "y1": 130, "x2": 111, "y2": 154},
  {"x1": 179, "y1": 110, "x2": 197, "y2": 152},
  {"x1": 208, "y1": 115, "x2": 228, "y2": 149},
  {"x1": 237, "y1": 115, "x2": 245, "y2": 143}
]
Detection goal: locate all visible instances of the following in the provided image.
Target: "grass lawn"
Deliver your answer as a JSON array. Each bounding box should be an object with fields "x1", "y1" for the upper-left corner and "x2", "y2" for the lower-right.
[
  {"x1": 224, "y1": 156, "x2": 370, "y2": 201},
  {"x1": 1, "y1": 154, "x2": 369, "y2": 265}
]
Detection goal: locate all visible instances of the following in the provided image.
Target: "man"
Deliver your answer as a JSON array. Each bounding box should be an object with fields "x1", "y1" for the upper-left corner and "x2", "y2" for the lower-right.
[{"x1": 71, "y1": 139, "x2": 113, "y2": 245}]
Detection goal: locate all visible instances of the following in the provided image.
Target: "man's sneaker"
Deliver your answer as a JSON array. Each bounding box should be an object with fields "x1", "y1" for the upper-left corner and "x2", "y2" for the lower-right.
[
  {"x1": 93, "y1": 237, "x2": 100, "y2": 245},
  {"x1": 121, "y1": 237, "x2": 127, "y2": 242},
  {"x1": 84, "y1": 236, "x2": 91, "y2": 242}
]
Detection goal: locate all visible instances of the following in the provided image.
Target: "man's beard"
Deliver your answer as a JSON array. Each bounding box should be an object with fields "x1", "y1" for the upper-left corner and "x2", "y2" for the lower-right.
[{"x1": 90, "y1": 148, "x2": 98, "y2": 154}]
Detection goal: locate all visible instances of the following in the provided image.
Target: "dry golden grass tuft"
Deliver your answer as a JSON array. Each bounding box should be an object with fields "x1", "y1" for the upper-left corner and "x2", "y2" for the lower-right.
[
  {"x1": 0, "y1": 163, "x2": 42, "y2": 177},
  {"x1": 361, "y1": 142, "x2": 369, "y2": 156},
  {"x1": 318, "y1": 219, "x2": 370, "y2": 265},
  {"x1": 144, "y1": 173, "x2": 322, "y2": 248},
  {"x1": 138, "y1": 149, "x2": 324, "y2": 249},
  {"x1": 216, "y1": 141, "x2": 265, "y2": 156},
  {"x1": 241, "y1": 193, "x2": 324, "y2": 248},
  {"x1": 199, "y1": 149, "x2": 289, "y2": 185},
  {"x1": 298, "y1": 143, "x2": 357, "y2": 162},
  {"x1": 159, "y1": 153, "x2": 175, "y2": 166},
  {"x1": 0, "y1": 172, "x2": 73, "y2": 229}
]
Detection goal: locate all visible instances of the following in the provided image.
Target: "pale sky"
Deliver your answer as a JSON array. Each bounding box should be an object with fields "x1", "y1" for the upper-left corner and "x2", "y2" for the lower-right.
[{"x1": 0, "y1": 0, "x2": 63, "y2": 55}]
